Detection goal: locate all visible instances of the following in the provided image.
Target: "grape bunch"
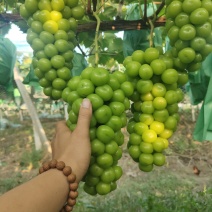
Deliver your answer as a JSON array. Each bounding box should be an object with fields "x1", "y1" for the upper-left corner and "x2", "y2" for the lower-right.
[
  {"x1": 62, "y1": 67, "x2": 134, "y2": 195},
  {"x1": 124, "y1": 47, "x2": 185, "y2": 172},
  {"x1": 20, "y1": 0, "x2": 85, "y2": 99},
  {"x1": 165, "y1": 0, "x2": 212, "y2": 72}
]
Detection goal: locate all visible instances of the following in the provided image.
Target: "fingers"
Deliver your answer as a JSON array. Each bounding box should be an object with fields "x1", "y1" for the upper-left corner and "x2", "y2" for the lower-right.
[
  {"x1": 75, "y1": 98, "x2": 92, "y2": 136},
  {"x1": 55, "y1": 120, "x2": 71, "y2": 134}
]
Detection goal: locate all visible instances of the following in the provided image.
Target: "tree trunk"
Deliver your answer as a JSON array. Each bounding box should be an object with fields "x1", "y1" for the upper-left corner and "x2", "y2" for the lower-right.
[{"x1": 13, "y1": 66, "x2": 51, "y2": 153}]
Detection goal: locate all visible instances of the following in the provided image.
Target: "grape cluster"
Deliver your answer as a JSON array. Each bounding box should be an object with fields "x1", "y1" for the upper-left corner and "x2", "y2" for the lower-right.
[
  {"x1": 62, "y1": 67, "x2": 134, "y2": 195},
  {"x1": 124, "y1": 47, "x2": 185, "y2": 172},
  {"x1": 165, "y1": 0, "x2": 212, "y2": 72},
  {"x1": 20, "y1": 0, "x2": 84, "y2": 99}
]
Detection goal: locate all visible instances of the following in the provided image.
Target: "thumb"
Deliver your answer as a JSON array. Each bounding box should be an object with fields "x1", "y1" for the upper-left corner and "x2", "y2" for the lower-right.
[{"x1": 75, "y1": 98, "x2": 92, "y2": 134}]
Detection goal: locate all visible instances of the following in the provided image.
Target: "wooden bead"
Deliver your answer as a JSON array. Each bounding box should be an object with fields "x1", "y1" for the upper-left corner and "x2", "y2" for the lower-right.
[
  {"x1": 59, "y1": 208, "x2": 66, "y2": 212},
  {"x1": 69, "y1": 182, "x2": 78, "y2": 191},
  {"x1": 56, "y1": 161, "x2": 65, "y2": 170},
  {"x1": 64, "y1": 204, "x2": 73, "y2": 211},
  {"x1": 67, "y1": 173, "x2": 76, "y2": 183},
  {"x1": 63, "y1": 166, "x2": 72, "y2": 176},
  {"x1": 39, "y1": 167, "x2": 44, "y2": 174},
  {"x1": 67, "y1": 198, "x2": 76, "y2": 206},
  {"x1": 39, "y1": 160, "x2": 78, "y2": 211},
  {"x1": 49, "y1": 159, "x2": 57, "y2": 168},
  {"x1": 69, "y1": 190, "x2": 78, "y2": 199},
  {"x1": 43, "y1": 162, "x2": 50, "y2": 171}
]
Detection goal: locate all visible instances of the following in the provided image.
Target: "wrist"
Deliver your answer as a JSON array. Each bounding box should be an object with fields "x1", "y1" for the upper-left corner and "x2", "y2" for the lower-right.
[
  {"x1": 56, "y1": 156, "x2": 84, "y2": 183},
  {"x1": 39, "y1": 160, "x2": 79, "y2": 212}
]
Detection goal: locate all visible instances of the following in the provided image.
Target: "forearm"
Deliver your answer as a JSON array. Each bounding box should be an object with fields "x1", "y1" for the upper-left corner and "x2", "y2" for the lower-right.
[{"x1": 0, "y1": 169, "x2": 69, "y2": 212}]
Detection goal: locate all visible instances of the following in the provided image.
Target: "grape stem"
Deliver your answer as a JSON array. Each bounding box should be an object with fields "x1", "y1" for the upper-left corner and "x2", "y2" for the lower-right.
[
  {"x1": 93, "y1": 11, "x2": 101, "y2": 67},
  {"x1": 148, "y1": 18, "x2": 154, "y2": 47}
]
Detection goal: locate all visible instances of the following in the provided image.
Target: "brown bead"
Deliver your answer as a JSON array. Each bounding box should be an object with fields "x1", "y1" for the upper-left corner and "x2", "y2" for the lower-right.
[
  {"x1": 64, "y1": 204, "x2": 73, "y2": 212},
  {"x1": 39, "y1": 167, "x2": 45, "y2": 174},
  {"x1": 59, "y1": 208, "x2": 66, "y2": 212},
  {"x1": 49, "y1": 159, "x2": 57, "y2": 168},
  {"x1": 63, "y1": 166, "x2": 72, "y2": 176},
  {"x1": 43, "y1": 162, "x2": 50, "y2": 171},
  {"x1": 67, "y1": 198, "x2": 76, "y2": 206},
  {"x1": 56, "y1": 161, "x2": 65, "y2": 170},
  {"x1": 69, "y1": 182, "x2": 78, "y2": 191},
  {"x1": 69, "y1": 190, "x2": 78, "y2": 199},
  {"x1": 67, "y1": 173, "x2": 76, "y2": 183}
]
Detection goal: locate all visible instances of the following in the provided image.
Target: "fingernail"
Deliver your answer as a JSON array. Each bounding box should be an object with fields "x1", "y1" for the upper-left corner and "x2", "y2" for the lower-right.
[{"x1": 82, "y1": 98, "x2": 90, "y2": 108}]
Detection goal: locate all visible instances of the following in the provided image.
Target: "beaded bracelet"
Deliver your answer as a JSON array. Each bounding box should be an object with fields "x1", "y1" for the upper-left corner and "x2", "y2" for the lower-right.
[{"x1": 39, "y1": 159, "x2": 79, "y2": 212}]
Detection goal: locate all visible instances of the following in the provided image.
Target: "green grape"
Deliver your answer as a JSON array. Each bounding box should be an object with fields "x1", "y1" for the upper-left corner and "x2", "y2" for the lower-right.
[
  {"x1": 124, "y1": 47, "x2": 187, "y2": 173},
  {"x1": 20, "y1": 0, "x2": 85, "y2": 100},
  {"x1": 164, "y1": 0, "x2": 212, "y2": 72},
  {"x1": 63, "y1": 67, "x2": 134, "y2": 195}
]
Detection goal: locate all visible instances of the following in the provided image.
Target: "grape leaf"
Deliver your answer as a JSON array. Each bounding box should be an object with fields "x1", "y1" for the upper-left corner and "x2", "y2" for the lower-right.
[
  {"x1": 71, "y1": 52, "x2": 88, "y2": 76},
  {"x1": 0, "y1": 22, "x2": 11, "y2": 37},
  {"x1": 23, "y1": 64, "x2": 39, "y2": 85},
  {"x1": 99, "y1": 6, "x2": 117, "y2": 21},
  {"x1": 78, "y1": 32, "x2": 95, "y2": 48},
  {"x1": 13, "y1": 20, "x2": 28, "y2": 33}
]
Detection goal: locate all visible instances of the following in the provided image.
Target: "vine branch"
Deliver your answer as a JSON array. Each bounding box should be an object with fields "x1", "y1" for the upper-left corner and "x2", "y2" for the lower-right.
[
  {"x1": 93, "y1": 11, "x2": 101, "y2": 67},
  {"x1": 143, "y1": 0, "x2": 147, "y2": 23},
  {"x1": 77, "y1": 17, "x2": 165, "y2": 32},
  {"x1": 0, "y1": 13, "x2": 166, "y2": 31}
]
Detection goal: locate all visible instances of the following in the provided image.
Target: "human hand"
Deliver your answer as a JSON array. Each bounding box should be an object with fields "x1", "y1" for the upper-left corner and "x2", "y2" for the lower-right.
[{"x1": 51, "y1": 98, "x2": 92, "y2": 182}]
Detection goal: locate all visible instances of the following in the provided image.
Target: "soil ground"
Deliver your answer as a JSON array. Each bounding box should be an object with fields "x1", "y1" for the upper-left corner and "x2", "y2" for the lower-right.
[{"x1": 0, "y1": 110, "x2": 212, "y2": 205}]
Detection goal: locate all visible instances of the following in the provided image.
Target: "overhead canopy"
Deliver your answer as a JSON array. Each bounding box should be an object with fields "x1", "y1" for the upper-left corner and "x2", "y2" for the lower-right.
[
  {"x1": 0, "y1": 35, "x2": 16, "y2": 93},
  {"x1": 190, "y1": 53, "x2": 212, "y2": 141}
]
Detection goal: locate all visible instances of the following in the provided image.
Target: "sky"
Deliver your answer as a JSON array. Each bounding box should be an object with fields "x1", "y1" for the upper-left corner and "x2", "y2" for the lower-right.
[{"x1": 5, "y1": 24, "x2": 32, "y2": 53}]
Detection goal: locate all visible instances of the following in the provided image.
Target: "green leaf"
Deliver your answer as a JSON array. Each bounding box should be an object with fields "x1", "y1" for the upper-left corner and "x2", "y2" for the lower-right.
[
  {"x1": 23, "y1": 64, "x2": 39, "y2": 85},
  {"x1": 123, "y1": 30, "x2": 149, "y2": 57},
  {"x1": 125, "y1": 3, "x2": 158, "y2": 20},
  {"x1": 157, "y1": 6, "x2": 165, "y2": 17},
  {"x1": 5, "y1": 0, "x2": 16, "y2": 7},
  {"x1": 99, "y1": 32, "x2": 115, "y2": 50},
  {"x1": 99, "y1": 32, "x2": 123, "y2": 54},
  {"x1": 78, "y1": 32, "x2": 95, "y2": 48},
  {"x1": 99, "y1": 6, "x2": 117, "y2": 20},
  {"x1": 104, "y1": 32, "x2": 116, "y2": 40},
  {"x1": 123, "y1": 3, "x2": 163, "y2": 56},
  {"x1": 105, "y1": 58, "x2": 116, "y2": 69},
  {"x1": 107, "y1": 37, "x2": 123, "y2": 53},
  {"x1": 0, "y1": 36, "x2": 16, "y2": 89},
  {"x1": 71, "y1": 52, "x2": 88, "y2": 76},
  {"x1": 13, "y1": 20, "x2": 28, "y2": 33},
  {"x1": 88, "y1": 55, "x2": 95, "y2": 67},
  {"x1": 0, "y1": 22, "x2": 11, "y2": 37},
  {"x1": 153, "y1": 27, "x2": 163, "y2": 47},
  {"x1": 113, "y1": 51, "x2": 125, "y2": 63},
  {"x1": 99, "y1": 54, "x2": 111, "y2": 65}
]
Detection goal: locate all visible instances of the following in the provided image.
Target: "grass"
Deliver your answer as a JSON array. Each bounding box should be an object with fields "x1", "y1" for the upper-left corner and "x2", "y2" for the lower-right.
[
  {"x1": 0, "y1": 114, "x2": 211, "y2": 211},
  {"x1": 74, "y1": 169, "x2": 212, "y2": 212},
  {"x1": 20, "y1": 148, "x2": 43, "y2": 169},
  {"x1": 0, "y1": 149, "x2": 43, "y2": 195},
  {"x1": 0, "y1": 173, "x2": 23, "y2": 194}
]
